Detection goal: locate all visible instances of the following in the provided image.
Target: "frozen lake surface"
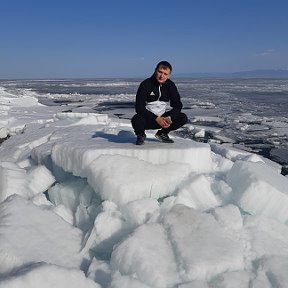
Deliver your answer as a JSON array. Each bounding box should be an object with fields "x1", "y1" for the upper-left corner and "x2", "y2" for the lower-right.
[{"x1": 1, "y1": 77, "x2": 287, "y2": 174}]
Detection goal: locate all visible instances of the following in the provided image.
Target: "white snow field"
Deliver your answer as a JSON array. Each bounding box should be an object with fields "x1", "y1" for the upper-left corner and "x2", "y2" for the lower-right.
[{"x1": 1, "y1": 85, "x2": 288, "y2": 287}]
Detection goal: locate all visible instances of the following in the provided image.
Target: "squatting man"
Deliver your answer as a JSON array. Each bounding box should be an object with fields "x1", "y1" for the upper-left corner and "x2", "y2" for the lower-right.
[{"x1": 131, "y1": 61, "x2": 188, "y2": 145}]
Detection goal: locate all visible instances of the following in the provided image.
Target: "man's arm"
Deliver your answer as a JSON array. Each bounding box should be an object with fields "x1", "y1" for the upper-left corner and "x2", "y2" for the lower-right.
[{"x1": 135, "y1": 81, "x2": 158, "y2": 121}]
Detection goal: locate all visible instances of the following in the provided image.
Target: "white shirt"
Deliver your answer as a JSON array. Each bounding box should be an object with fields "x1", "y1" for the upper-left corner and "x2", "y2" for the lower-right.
[{"x1": 145, "y1": 85, "x2": 167, "y2": 116}]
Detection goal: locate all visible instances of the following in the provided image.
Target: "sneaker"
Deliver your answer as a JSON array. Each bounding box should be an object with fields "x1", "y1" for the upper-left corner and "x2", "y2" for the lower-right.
[
  {"x1": 135, "y1": 134, "x2": 146, "y2": 145},
  {"x1": 155, "y1": 131, "x2": 174, "y2": 143}
]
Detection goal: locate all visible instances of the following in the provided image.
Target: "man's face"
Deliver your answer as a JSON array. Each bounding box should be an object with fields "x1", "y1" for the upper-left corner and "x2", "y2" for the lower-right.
[{"x1": 155, "y1": 66, "x2": 171, "y2": 84}]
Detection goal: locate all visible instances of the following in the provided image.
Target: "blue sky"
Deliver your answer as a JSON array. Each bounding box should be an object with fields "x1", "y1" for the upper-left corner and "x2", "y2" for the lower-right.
[{"x1": 1, "y1": 0, "x2": 288, "y2": 79}]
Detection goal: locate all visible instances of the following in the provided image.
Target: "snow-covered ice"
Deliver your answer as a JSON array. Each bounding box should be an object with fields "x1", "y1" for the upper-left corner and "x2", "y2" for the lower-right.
[
  {"x1": 1, "y1": 82, "x2": 288, "y2": 287},
  {"x1": 227, "y1": 160, "x2": 288, "y2": 223}
]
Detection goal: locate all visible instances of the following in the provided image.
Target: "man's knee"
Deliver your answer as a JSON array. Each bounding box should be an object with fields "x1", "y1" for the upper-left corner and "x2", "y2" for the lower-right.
[
  {"x1": 131, "y1": 114, "x2": 144, "y2": 125},
  {"x1": 178, "y1": 112, "x2": 188, "y2": 126},
  {"x1": 131, "y1": 114, "x2": 147, "y2": 133}
]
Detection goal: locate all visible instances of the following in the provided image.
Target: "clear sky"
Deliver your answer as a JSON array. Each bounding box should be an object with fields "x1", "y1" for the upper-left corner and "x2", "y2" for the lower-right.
[{"x1": 1, "y1": 0, "x2": 288, "y2": 79}]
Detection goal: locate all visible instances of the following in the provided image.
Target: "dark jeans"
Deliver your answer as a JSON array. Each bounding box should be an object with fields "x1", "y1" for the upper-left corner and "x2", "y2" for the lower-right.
[{"x1": 131, "y1": 111, "x2": 188, "y2": 136}]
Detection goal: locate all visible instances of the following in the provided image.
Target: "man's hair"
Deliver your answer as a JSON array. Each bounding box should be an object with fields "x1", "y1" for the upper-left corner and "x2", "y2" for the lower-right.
[{"x1": 155, "y1": 61, "x2": 172, "y2": 72}]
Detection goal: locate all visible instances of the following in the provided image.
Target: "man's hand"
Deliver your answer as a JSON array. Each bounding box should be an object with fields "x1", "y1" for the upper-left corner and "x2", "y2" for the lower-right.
[{"x1": 156, "y1": 116, "x2": 172, "y2": 128}]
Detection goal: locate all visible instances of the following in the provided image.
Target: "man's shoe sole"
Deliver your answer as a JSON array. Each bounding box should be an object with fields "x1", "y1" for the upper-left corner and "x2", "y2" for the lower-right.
[{"x1": 155, "y1": 134, "x2": 174, "y2": 143}]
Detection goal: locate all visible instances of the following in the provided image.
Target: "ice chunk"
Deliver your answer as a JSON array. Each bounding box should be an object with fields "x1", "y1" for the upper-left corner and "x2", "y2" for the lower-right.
[
  {"x1": 194, "y1": 127, "x2": 205, "y2": 138},
  {"x1": 242, "y1": 153, "x2": 265, "y2": 163},
  {"x1": 242, "y1": 153, "x2": 282, "y2": 172},
  {"x1": 54, "y1": 112, "x2": 109, "y2": 125},
  {"x1": 82, "y1": 201, "x2": 128, "y2": 260},
  {"x1": 227, "y1": 161, "x2": 288, "y2": 223},
  {"x1": 211, "y1": 204, "x2": 243, "y2": 231},
  {"x1": 0, "y1": 195, "x2": 83, "y2": 274},
  {"x1": 0, "y1": 126, "x2": 8, "y2": 138},
  {"x1": 53, "y1": 204, "x2": 74, "y2": 224},
  {"x1": 178, "y1": 281, "x2": 209, "y2": 288},
  {"x1": 110, "y1": 272, "x2": 151, "y2": 288},
  {"x1": 211, "y1": 143, "x2": 282, "y2": 172},
  {"x1": 210, "y1": 143, "x2": 251, "y2": 161},
  {"x1": 48, "y1": 178, "x2": 91, "y2": 213},
  {"x1": 48, "y1": 178, "x2": 98, "y2": 229},
  {"x1": 0, "y1": 159, "x2": 55, "y2": 202},
  {"x1": 175, "y1": 174, "x2": 219, "y2": 211},
  {"x1": 51, "y1": 132, "x2": 213, "y2": 176},
  {"x1": 86, "y1": 154, "x2": 190, "y2": 206},
  {"x1": 211, "y1": 152, "x2": 234, "y2": 173},
  {"x1": 252, "y1": 256, "x2": 288, "y2": 288},
  {"x1": 163, "y1": 205, "x2": 245, "y2": 281},
  {"x1": 0, "y1": 262, "x2": 100, "y2": 288},
  {"x1": 110, "y1": 223, "x2": 180, "y2": 287},
  {"x1": 7, "y1": 95, "x2": 39, "y2": 107},
  {"x1": 249, "y1": 273, "x2": 270, "y2": 288},
  {"x1": 211, "y1": 270, "x2": 251, "y2": 288},
  {"x1": 0, "y1": 161, "x2": 28, "y2": 202},
  {"x1": 0, "y1": 123, "x2": 53, "y2": 163},
  {"x1": 32, "y1": 192, "x2": 54, "y2": 207},
  {"x1": 87, "y1": 257, "x2": 111, "y2": 287},
  {"x1": 244, "y1": 215, "x2": 288, "y2": 260},
  {"x1": 211, "y1": 179, "x2": 233, "y2": 204},
  {"x1": 27, "y1": 165, "x2": 55, "y2": 195},
  {"x1": 121, "y1": 198, "x2": 159, "y2": 227}
]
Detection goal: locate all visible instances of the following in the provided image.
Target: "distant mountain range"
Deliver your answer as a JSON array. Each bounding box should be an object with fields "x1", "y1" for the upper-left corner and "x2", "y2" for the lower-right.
[{"x1": 175, "y1": 69, "x2": 288, "y2": 78}]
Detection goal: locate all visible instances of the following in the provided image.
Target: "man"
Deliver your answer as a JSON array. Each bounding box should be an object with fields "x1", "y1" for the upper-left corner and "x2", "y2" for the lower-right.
[{"x1": 131, "y1": 61, "x2": 188, "y2": 145}]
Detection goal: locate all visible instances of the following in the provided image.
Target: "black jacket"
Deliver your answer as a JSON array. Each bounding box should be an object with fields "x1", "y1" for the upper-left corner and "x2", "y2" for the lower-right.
[{"x1": 135, "y1": 75, "x2": 183, "y2": 122}]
